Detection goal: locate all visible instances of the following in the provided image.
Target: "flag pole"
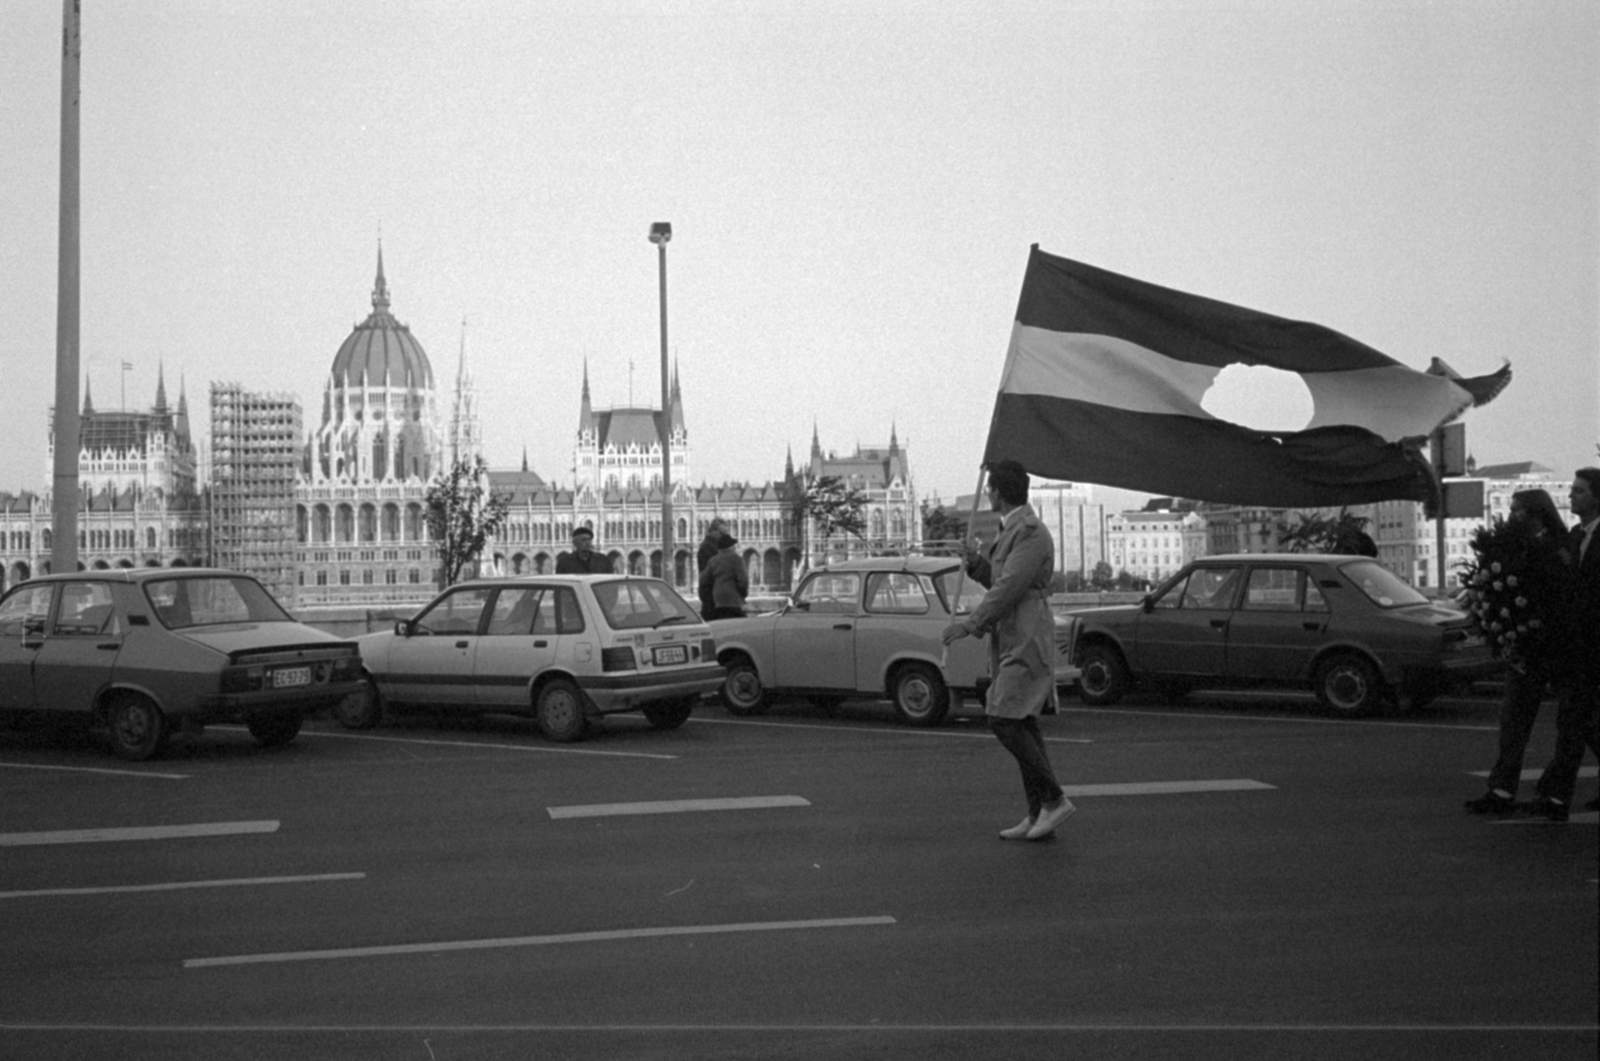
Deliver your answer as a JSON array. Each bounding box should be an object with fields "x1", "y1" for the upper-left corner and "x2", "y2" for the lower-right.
[{"x1": 50, "y1": 0, "x2": 82, "y2": 578}]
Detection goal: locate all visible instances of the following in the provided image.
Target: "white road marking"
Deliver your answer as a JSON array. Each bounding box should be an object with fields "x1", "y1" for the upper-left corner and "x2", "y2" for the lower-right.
[
  {"x1": 1062, "y1": 780, "x2": 1276, "y2": 797},
  {"x1": 690, "y1": 716, "x2": 1093, "y2": 743},
  {"x1": 0, "y1": 873, "x2": 364, "y2": 900},
  {"x1": 295, "y1": 729, "x2": 678, "y2": 760},
  {"x1": 1493, "y1": 812, "x2": 1600, "y2": 826},
  {"x1": 184, "y1": 915, "x2": 897, "y2": 969},
  {"x1": 1468, "y1": 766, "x2": 1598, "y2": 780},
  {"x1": 0, "y1": 761, "x2": 187, "y2": 780},
  {"x1": 0, "y1": 820, "x2": 279, "y2": 847},
  {"x1": 1064, "y1": 706, "x2": 1497, "y2": 731},
  {"x1": 549, "y1": 795, "x2": 811, "y2": 819}
]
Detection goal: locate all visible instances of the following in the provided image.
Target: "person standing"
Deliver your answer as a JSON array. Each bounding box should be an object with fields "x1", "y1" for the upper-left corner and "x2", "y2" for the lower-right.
[
  {"x1": 697, "y1": 517, "x2": 730, "y2": 617},
  {"x1": 1463, "y1": 489, "x2": 1572, "y2": 814},
  {"x1": 1531, "y1": 468, "x2": 1600, "y2": 820},
  {"x1": 698, "y1": 531, "x2": 748, "y2": 621},
  {"x1": 555, "y1": 526, "x2": 614, "y2": 575},
  {"x1": 942, "y1": 459, "x2": 1073, "y2": 842}
]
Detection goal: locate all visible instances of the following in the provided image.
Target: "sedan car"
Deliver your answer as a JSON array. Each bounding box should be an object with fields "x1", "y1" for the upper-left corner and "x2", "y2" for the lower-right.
[
  {"x1": 342, "y1": 574, "x2": 723, "y2": 742},
  {"x1": 1066, "y1": 554, "x2": 1500, "y2": 716},
  {"x1": 710, "y1": 556, "x2": 1081, "y2": 726},
  {"x1": 0, "y1": 569, "x2": 363, "y2": 760}
]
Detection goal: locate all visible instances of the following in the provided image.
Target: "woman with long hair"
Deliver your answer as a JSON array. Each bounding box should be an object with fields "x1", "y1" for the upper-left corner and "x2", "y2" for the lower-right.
[{"x1": 1463, "y1": 488, "x2": 1573, "y2": 814}]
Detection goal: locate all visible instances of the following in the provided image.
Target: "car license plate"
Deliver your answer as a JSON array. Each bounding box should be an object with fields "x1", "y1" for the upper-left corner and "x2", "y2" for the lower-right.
[
  {"x1": 652, "y1": 645, "x2": 688, "y2": 666},
  {"x1": 273, "y1": 666, "x2": 312, "y2": 688}
]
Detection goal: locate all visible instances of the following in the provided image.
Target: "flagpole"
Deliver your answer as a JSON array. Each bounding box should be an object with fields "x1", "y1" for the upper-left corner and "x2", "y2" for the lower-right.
[{"x1": 50, "y1": 0, "x2": 82, "y2": 578}]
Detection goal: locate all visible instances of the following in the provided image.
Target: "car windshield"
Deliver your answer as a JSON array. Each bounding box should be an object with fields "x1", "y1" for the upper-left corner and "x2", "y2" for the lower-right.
[
  {"x1": 1339, "y1": 560, "x2": 1430, "y2": 608},
  {"x1": 931, "y1": 567, "x2": 984, "y2": 615},
  {"x1": 590, "y1": 579, "x2": 699, "y2": 630},
  {"x1": 143, "y1": 576, "x2": 293, "y2": 629}
]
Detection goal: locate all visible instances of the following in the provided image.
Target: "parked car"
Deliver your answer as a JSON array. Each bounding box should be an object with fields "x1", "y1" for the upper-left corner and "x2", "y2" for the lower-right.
[
  {"x1": 342, "y1": 574, "x2": 723, "y2": 741},
  {"x1": 709, "y1": 556, "x2": 1081, "y2": 726},
  {"x1": 0, "y1": 569, "x2": 363, "y2": 760},
  {"x1": 1065, "y1": 554, "x2": 1501, "y2": 716}
]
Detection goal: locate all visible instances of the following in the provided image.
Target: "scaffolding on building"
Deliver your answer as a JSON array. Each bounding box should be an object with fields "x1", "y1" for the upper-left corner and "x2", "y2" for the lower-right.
[{"x1": 208, "y1": 383, "x2": 302, "y2": 606}]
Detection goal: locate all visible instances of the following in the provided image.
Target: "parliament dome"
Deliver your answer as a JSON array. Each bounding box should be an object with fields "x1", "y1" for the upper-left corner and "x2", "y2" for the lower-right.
[{"x1": 328, "y1": 248, "x2": 434, "y2": 391}]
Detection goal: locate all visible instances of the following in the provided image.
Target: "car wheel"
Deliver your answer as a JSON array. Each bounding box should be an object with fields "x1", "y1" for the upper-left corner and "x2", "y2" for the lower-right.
[
  {"x1": 334, "y1": 675, "x2": 385, "y2": 730},
  {"x1": 721, "y1": 657, "x2": 770, "y2": 716},
  {"x1": 642, "y1": 697, "x2": 696, "y2": 730},
  {"x1": 1077, "y1": 644, "x2": 1129, "y2": 706},
  {"x1": 246, "y1": 712, "x2": 303, "y2": 747},
  {"x1": 106, "y1": 694, "x2": 167, "y2": 761},
  {"x1": 536, "y1": 678, "x2": 588, "y2": 742},
  {"x1": 892, "y1": 662, "x2": 949, "y2": 727},
  {"x1": 1315, "y1": 654, "x2": 1384, "y2": 717}
]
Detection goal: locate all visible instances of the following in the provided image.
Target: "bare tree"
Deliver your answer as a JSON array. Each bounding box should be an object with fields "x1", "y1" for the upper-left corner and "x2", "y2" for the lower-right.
[
  {"x1": 425, "y1": 455, "x2": 510, "y2": 589},
  {"x1": 793, "y1": 474, "x2": 869, "y2": 563}
]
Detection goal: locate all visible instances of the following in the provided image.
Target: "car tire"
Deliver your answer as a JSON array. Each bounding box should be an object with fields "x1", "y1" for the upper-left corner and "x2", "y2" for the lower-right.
[
  {"x1": 246, "y1": 712, "x2": 303, "y2": 747},
  {"x1": 106, "y1": 693, "x2": 167, "y2": 762},
  {"x1": 1077, "y1": 644, "x2": 1130, "y2": 706},
  {"x1": 536, "y1": 678, "x2": 588, "y2": 742},
  {"x1": 721, "y1": 657, "x2": 770, "y2": 716},
  {"x1": 334, "y1": 675, "x2": 385, "y2": 730},
  {"x1": 642, "y1": 697, "x2": 695, "y2": 730},
  {"x1": 1315, "y1": 654, "x2": 1384, "y2": 717},
  {"x1": 892, "y1": 662, "x2": 949, "y2": 727}
]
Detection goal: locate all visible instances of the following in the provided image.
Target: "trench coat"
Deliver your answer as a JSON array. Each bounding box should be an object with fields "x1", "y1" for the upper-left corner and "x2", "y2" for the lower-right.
[{"x1": 961, "y1": 503, "x2": 1057, "y2": 719}]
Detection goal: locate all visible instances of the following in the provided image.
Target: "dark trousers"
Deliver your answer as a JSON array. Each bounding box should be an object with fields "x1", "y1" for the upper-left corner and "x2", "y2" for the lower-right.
[
  {"x1": 1535, "y1": 665, "x2": 1599, "y2": 805},
  {"x1": 1486, "y1": 672, "x2": 1554, "y2": 796},
  {"x1": 989, "y1": 715, "x2": 1063, "y2": 817}
]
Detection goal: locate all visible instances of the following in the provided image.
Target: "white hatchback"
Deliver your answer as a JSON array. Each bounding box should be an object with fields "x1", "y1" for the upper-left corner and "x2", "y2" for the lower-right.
[{"x1": 341, "y1": 575, "x2": 723, "y2": 741}]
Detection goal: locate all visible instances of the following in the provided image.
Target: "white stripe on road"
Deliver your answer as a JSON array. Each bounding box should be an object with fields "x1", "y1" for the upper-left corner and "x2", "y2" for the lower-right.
[
  {"x1": 297, "y1": 729, "x2": 678, "y2": 760},
  {"x1": 549, "y1": 795, "x2": 811, "y2": 819},
  {"x1": 1061, "y1": 780, "x2": 1275, "y2": 797},
  {"x1": 1468, "y1": 766, "x2": 1598, "y2": 780},
  {"x1": 0, "y1": 821, "x2": 279, "y2": 847},
  {"x1": 0, "y1": 873, "x2": 364, "y2": 900},
  {"x1": 1493, "y1": 812, "x2": 1600, "y2": 826},
  {"x1": 185, "y1": 915, "x2": 897, "y2": 969},
  {"x1": 1064, "y1": 706, "x2": 1497, "y2": 732},
  {"x1": 690, "y1": 717, "x2": 1093, "y2": 743},
  {"x1": 0, "y1": 761, "x2": 187, "y2": 780}
]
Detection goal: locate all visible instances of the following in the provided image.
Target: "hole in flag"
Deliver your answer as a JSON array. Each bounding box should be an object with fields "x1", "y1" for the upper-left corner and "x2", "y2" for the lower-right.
[{"x1": 1201, "y1": 364, "x2": 1314, "y2": 432}]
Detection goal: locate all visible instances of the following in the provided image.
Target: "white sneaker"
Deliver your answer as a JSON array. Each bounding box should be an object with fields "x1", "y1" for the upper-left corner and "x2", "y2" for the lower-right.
[
  {"x1": 999, "y1": 815, "x2": 1036, "y2": 840},
  {"x1": 1025, "y1": 798, "x2": 1076, "y2": 840}
]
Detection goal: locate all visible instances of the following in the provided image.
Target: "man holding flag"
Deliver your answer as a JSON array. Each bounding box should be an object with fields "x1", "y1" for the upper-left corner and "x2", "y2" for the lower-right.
[{"x1": 943, "y1": 459, "x2": 1074, "y2": 842}]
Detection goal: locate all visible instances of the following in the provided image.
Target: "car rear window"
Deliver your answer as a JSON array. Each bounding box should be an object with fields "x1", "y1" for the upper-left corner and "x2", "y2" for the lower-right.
[
  {"x1": 143, "y1": 576, "x2": 293, "y2": 629},
  {"x1": 591, "y1": 579, "x2": 698, "y2": 630},
  {"x1": 1340, "y1": 560, "x2": 1429, "y2": 608}
]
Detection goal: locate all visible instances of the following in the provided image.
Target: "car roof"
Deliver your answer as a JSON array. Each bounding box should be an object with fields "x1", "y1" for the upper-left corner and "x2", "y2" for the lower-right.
[
  {"x1": 451, "y1": 574, "x2": 668, "y2": 589},
  {"x1": 17, "y1": 567, "x2": 255, "y2": 585},
  {"x1": 1192, "y1": 553, "x2": 1371, "y2": 563},
  {"x1": 806, "y1": 555, "x2": 962, "y2": 575}
]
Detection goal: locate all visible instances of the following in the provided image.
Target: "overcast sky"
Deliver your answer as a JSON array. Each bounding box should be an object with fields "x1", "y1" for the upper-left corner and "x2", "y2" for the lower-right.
[{"x1": 2, "y1": 0, "x2": 1595, "y2": 510}]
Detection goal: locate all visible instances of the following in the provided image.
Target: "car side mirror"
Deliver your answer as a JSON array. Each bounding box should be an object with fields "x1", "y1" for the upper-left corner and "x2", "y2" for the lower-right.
[
  {"x1": 1141, "y1": 595, "x2": 1154, "y2": 613},
  {"x1": 23, "y1": 617, "x2": 45, "y2": 636},
  {"x1": 395, "y1": 619, "x2": 411, "y2": 637},
  {"x1": 954, "y1": 604, "x2": 971, "y2": 616}
]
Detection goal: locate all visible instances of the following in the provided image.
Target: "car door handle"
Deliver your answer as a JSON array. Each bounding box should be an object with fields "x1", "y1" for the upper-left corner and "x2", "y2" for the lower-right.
[
  {"x1": 833, "y1": 623, "x2": 853, "y2": 631},
  {"x1": 97, "y1": 642, "x2": 119, "y2": 650},
  {"x1": 1209, "y1": 620, "x2": 1228, "y2": 630},
  {"x1": 455, "y1": 641, "x2": 470, "y2": 649},
  {"x1": 533, "y1": 640, "x2": 548, "y2": 648},
  {"x1": 1302, "y1": 622, "x2": 1324, "y2": 632}
]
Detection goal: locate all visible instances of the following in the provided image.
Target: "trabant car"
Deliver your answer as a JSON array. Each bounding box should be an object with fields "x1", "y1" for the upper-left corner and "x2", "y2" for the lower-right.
[
  {"x1": 342, "y1": 574, "x2": 723, "y2": 742},
  {"x1": 0, "y1": 569, "x2": 363, "y2": 760},
  {"x1": 1066, "y1": 554, "x2": 1500, "y2": 716},
  {"x1": 710, "y1": 556, "x2": 1081, "y2": 726}
]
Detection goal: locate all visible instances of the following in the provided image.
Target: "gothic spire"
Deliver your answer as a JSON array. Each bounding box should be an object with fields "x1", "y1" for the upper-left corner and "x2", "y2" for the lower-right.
[
  {"x1": 82, "y1": 374, "x2": 94, "y2": 415},
  {"x1": 154, "y1": 361, "x2": 169, "y2": 413},
  {"x1": 372, "y1": 240, "x2": 391, "y2": 313},
  {"x1": 578, "y1": 356, "x2": 594, "y2": 435}
]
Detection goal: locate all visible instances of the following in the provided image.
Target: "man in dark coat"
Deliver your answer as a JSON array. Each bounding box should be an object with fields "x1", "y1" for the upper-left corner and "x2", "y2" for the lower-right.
[
  {"x1": 696, "y1": 518, "x2": 730, "y2": 616},
  {"x1": 555, "y1": 526, "x2": 614, "y2": 575},
  {"x1": 698, "y1": 531, "x2": 748, "y2": 620},
  {"x1": 1532, "y1": 467, "x2": 1600, "y2": 819}
]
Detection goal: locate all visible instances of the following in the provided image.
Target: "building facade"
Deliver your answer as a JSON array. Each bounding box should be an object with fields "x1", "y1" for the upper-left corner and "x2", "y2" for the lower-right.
[{"x1": 1106, "y1": 509, "x2": 1207, "y2": 584}]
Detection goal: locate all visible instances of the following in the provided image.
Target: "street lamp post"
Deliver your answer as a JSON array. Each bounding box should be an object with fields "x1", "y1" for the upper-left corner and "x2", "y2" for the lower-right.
[{"x1": 649, "y1": 222, "x2": 673, "y2": 584}]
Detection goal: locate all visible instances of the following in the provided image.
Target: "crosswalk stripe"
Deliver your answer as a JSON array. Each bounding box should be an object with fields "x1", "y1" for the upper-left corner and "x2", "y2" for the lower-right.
[
  {"x1": 1468, "y1": 766, "x2": 1598, "y2": 780},
  {"x1": 0, "y1": 821, "x2": 279, "y2": 847},
  {"x1": 550, "y1": 796, "x2": 811, "y2": 819},
  {"x1": 1062, "y1": 780, "x2": 1275, "y2": 797},
  {"x1": 0, "y1": 873, "x2": 364, "y2": 899}
]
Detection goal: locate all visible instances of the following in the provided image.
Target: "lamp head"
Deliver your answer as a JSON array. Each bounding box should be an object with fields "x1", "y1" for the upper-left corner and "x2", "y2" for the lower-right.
[{"x1": 648, "y1": 221, "x2": 672, "y2": 245}]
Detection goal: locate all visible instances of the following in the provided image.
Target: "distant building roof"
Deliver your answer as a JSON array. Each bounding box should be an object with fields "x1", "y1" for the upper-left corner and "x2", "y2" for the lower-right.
[{"x1": 1470, "y1": 461, "x2": 1554, "y2": 480}]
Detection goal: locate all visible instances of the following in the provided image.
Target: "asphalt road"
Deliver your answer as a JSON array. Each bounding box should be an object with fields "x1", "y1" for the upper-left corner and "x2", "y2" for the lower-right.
[{"x1": 1, "y1": 688, "x2": 1595, "y2": 1061}]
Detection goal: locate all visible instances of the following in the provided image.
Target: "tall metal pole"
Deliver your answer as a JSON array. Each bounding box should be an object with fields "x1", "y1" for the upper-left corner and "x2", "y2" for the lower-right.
[
  {"x1": 51, "y1": 0, "x2": 82, "y2": 577},
  {"x1": 651, "y1": 223, "x2": 674, "y2": 584}
]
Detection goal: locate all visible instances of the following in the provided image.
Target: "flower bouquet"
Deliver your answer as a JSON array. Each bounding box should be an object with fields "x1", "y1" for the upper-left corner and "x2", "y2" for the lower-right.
[{"x1": 1456, "y1": 517, "x2": 1567, "y2": 676}]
